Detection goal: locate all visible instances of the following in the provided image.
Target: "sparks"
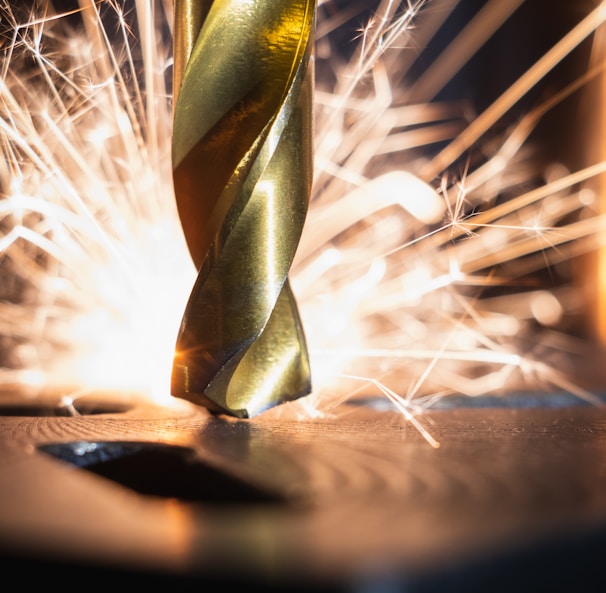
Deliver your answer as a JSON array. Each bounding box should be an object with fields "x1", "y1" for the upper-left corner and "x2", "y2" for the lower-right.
[{"x1": 1, "y1": 0, "x2": 606, "y2": 444}]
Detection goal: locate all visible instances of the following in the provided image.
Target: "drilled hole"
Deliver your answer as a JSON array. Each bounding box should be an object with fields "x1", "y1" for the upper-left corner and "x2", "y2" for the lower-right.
[
  {"x1": 0, "y1": 401, "x2": 130, "y2": 417},
  {"x1": 39, "y1": 441, "x2": 285, "y2": 504}
]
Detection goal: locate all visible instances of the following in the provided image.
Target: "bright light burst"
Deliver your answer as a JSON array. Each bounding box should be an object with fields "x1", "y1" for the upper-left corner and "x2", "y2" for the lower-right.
[{"x1": 1, "y1": 0, "x2": 606, "y2": 442}]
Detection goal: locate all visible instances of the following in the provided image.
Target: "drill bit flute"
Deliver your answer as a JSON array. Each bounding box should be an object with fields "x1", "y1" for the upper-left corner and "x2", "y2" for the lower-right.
[{"x1": 170, "y1": 0, "x2": 315, "y2": 418}]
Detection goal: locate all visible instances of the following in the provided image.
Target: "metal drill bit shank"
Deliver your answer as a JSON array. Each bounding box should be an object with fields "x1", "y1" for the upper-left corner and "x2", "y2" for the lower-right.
[{"x1": 171, "y1": 0, "x2": 314, "y2": 418}]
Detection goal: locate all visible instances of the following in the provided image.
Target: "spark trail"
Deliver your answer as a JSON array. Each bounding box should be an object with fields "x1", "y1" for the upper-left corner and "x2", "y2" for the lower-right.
[{"x1": 1, "y1": 0, "x2": 606, "y2": 446}]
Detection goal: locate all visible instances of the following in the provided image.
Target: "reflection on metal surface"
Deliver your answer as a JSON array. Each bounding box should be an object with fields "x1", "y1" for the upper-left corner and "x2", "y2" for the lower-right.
[{"x1": 170, "y1": 0, "x2": 315, "y2": 418}]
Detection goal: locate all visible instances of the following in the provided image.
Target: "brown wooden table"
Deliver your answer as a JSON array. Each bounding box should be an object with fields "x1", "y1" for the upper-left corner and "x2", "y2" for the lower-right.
[{"x1": 1, "y1": 387, "x2": 605, "y2": 591}]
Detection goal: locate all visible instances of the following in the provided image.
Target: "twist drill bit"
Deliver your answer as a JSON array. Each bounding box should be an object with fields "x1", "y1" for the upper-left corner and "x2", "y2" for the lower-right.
[{"x1": 170, "y1": 0, "x2": 314, "y2": 418}]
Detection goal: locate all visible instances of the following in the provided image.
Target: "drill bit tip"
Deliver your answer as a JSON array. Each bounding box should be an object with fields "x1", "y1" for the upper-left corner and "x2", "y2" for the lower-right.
[{"x1": 170, "y1": 0, "x2": 315, "y2": 418}]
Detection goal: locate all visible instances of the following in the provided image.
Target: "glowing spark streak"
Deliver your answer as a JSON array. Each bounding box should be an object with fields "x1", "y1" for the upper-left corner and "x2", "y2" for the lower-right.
[
  {"x1": 0, "y1": 226, "x2": 65, "y2": 262},
  {"x1": 408, "y1": 0, "x2": 525, "y2": 103},
  {"x1": 536, "y1": 365, "x2": 606, "y2": 407},
  {"x1": 315, "y1": 0, "x2": 427, "y2": 156},
  {"x1": 1, "y1": 6, "x2": 80, "y2": 78},
  {"x1": 78, "y1": 0, "x2": 150, "y2": 158},
  {"x1": 464, "y1": 63, "x2": 606, "y2": 197},
  {"x1": 324, "y1": 348, "x2": 521, "y2": 366},
  {"x1": 40, "y1": 111, "x2": 101, "y2": 184},
  {"x1": 420, "y1": 2, "x2": 606, "y2": 181},
  {"x1": 378, "y1": 121, "x2": 465, "y2": 154},
  {"x1": 297, "y1": 171, "x2": 441, "y2": 263},
  {"x1": 316, "y1": 2, "x2": 365, "y2": 39},
  {"x1": 356, "y1": 1, "x2": 418, "y2": 71},
  {"x1": 3, "y1": 109, "x2": 130, "y2": 266},
  {"x1": 422, "y1": 160, "x2": 606, "y2": 255},
  {"x1": 340, "y1": 374, "x2": 441, "y2": 448},
  {"x1": 461, "y1": 214, "x2": 606, "y2": 274},
  {"x1": 0, "y1": 92, "x2": 89, "y2": 205},
  {"x1": 381, "y1": 0, "x2": 459, "y2": 80}
]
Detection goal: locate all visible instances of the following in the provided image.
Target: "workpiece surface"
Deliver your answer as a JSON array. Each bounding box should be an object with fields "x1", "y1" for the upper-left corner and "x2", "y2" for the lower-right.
[{"x1": 0, "y1": 390, "x2": 605, "y2": 591}]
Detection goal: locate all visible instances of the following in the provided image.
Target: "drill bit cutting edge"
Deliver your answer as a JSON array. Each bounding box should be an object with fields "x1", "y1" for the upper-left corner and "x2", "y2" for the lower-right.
[{"x1": 170, "y1": 0, "x2": 315, "y2": 418}]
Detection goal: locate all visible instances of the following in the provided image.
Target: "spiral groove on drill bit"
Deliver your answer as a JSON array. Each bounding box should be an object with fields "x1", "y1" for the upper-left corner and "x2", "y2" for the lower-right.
[{"x1": 170, "y1": 0, "x2": 314, "y2": 418}]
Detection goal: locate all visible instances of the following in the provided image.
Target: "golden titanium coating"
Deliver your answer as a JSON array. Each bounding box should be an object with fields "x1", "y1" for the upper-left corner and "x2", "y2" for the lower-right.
[{"x1": 170, "y1": 0, "x2": 314, "y2": 418}]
